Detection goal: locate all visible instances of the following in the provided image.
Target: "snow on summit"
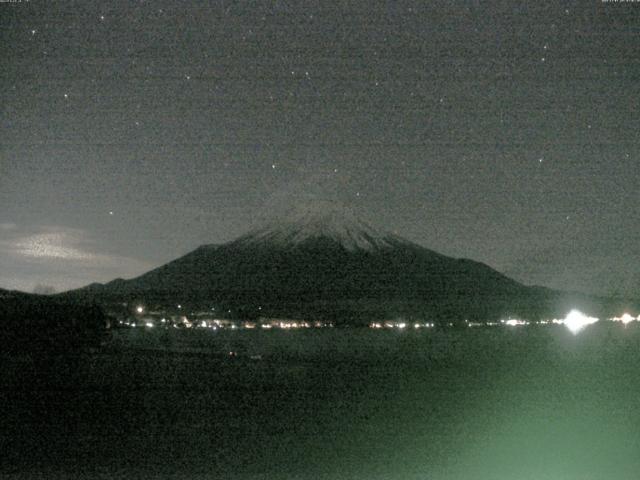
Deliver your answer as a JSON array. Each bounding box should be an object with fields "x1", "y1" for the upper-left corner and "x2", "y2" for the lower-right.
[{"x1": 238, "y1": 200, "x2": 404, "y2": 251}]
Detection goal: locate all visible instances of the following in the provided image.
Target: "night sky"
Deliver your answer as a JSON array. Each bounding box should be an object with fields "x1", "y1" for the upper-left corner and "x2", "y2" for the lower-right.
[{"x1": 1, "y1": 1, "x2": 639, "y2": 296}]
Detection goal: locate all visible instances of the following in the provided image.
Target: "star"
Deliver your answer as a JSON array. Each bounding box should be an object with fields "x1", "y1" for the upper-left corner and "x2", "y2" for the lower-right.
[
  {"x1": 99, "y1": 15, "x2": 105, "y2": 21},
  {"x1": 109, "y1": 211, "x2": 114, "y2": 215},
  {"x1": 63, "y1": 93, "x2": 69, "y2": 99},
  {"x1": 271, "y1": 164, "x2": 276, "y2": 169},
  {"x1": 30, "y1": 29, "x2": 37, "y2": 35}
]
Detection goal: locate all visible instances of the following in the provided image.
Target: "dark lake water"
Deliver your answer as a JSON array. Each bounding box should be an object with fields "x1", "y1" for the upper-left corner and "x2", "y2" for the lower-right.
[{"x1": 2, "y1": 324, "x2": 640, "y2": 479}]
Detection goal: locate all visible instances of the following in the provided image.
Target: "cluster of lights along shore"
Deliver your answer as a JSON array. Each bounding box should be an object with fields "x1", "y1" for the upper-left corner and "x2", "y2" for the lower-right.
[
  {"x1": 124, "y1": 304, "x2": 333, "y2": 330},
  {"x1": 126, "y1": 306, "x2": 638, "y2": 335}
]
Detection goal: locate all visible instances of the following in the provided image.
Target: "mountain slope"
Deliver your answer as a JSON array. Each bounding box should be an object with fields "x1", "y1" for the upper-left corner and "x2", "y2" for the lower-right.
[{"x1": 62, "y1": 204, "x2": 623, "y2": 323}]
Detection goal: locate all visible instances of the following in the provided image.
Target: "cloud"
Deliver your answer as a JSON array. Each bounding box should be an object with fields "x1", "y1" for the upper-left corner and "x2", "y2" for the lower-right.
[
  {"x1": 0, "y1": 224, "x2": 155, "y2": 292},
  {"x1": 2, "y1": 226, "x2": 98, "y2": 262},
  {"x1": 1, "y1": 225, "x2": 149, "y2": 266},
  {"x1": 13, "y1": 232, "x2": 94, "y2": 260}
]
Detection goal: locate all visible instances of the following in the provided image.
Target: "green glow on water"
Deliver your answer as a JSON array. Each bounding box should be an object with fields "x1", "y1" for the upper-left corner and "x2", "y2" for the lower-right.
[{"x1": 4, "y1": 324, "x2": 640, "y2": 479}]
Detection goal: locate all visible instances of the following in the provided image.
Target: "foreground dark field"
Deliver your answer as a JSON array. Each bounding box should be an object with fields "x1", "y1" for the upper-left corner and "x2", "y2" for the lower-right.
[{"x1": 2, "y1": 325, "x2": 640, "y2": 479}]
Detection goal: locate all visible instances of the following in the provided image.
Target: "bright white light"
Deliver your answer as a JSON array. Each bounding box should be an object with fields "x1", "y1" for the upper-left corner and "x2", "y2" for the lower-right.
[
  {"x1": 136, "y1": 306, "x2": 144, "y2": 314},
  {"x1": 504, "y1": 319, "x2": 527, "y2": 326},
  {"x1": 397, "y1": 323, "x2": 406, "y2": 329},
  {"x1": 145, "y1": 322, "x2": 154, "y2": 328},
  {"x1": 612, "y1": 313, "x2": 635, "y2": 325},
  {"x1": 564, "y1": 309, "x2": 598, "y2": 334}
]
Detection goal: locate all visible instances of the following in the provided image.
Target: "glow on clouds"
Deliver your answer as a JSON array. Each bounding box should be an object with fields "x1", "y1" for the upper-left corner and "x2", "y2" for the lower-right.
[
  {"x1": 15, "y1": 232, "x2": 94, "y2": 260},
  {"x1": 2, "y1": 225, "x2": 152, "y2": 268}
]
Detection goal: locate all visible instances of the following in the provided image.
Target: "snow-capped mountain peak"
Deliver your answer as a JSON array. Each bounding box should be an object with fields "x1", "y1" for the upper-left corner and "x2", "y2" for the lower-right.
[{"x1": 237, "y1": 201, "x2": 403, "y2": 251}]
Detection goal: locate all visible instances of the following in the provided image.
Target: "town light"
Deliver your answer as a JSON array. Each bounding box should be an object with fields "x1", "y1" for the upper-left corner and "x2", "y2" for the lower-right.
[
  {"x1": 612, "y1": 313, "x2": 636, "y2": 325},
  {"x1": 563, "y1": 309, "x2": 598, "y2": 334},
  {"x1": 504, "y1": 319, "x2": 527, "y2": 326}
]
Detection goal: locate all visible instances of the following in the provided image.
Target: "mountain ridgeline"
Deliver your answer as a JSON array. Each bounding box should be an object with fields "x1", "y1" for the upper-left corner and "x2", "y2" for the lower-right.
[{"x1": 64, "y1": 203, "x2": 627, "y2": 324}]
